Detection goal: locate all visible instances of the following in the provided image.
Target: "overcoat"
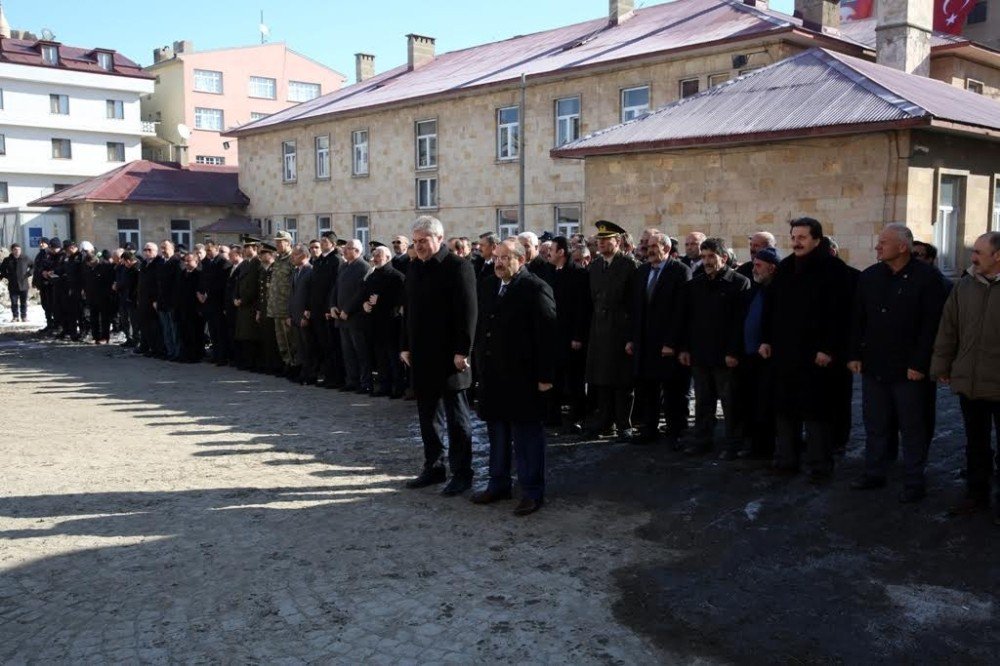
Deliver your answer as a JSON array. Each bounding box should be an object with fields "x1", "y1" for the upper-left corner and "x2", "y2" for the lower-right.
[
  {"x1": 234, "y1": 257, "x2": 262, "y2": 341},
  {"x1": 586, "y1": 251, "x2": 638, "y2": 387},
  {"x1": 629, "y1": 258, "x2": 690, "y2": 378}
]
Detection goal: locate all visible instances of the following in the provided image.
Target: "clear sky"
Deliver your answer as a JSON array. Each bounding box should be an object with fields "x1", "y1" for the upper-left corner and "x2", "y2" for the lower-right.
[{"x1": 5, "y1": 0, "x2": 796, "y2": 78}]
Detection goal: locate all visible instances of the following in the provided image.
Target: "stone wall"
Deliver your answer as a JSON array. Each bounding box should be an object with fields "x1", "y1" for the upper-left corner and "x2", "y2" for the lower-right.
[{"x1": 72, "y1": 202, "x2": 247, "y2": 251}]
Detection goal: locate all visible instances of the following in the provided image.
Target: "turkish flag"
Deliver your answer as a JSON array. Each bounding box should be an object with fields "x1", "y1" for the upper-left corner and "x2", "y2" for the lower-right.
[{"x1": 935, "y1": 0, "x2": 977, "y2": 35}]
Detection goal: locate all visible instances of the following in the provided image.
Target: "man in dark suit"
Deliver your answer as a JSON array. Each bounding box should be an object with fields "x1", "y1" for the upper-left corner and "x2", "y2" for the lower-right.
[
  {"x1": 627, "y1": 233, "x2": 691, "y2": 445},
  {"x1": 198, "y1": 242, "x2": 232, "y2": 365},
  {"x1": 332, "y1": 239, "x2": 372, "y2": 393},
  {"x1": 476, "y1": 232, "x2": 499, "y2": 285},
  {"x1": 471, "y1": 238, "x2": 556, "y2": 516},
  {"x1": 547, "y1": 235, "x2": 591, "y2": 431},
  {"x1": 390, "y1": 235, "x2": 411, "y2": 275},
  {"x1": 363, "y1": 244, "x2": 406, "y2": 397},
  {"x1": 0, "y1": 244, "x2": 32, "y2": 322},
  {"x1": 289, "y1": 247, "x2": 318, "y2": 384},
  {"x1": 737, "y1": 231, "x2": 777, "y2": 280},
  {"x1": 233, "y1": 239, "x2": 263, "y2": 370},
  {"x1": 402, "y1": 216, "x2": 478, "y2": 496},
  {"x1": 136, "y1": 242, "x2": 163, "y2": 355},
  {"x1": 518, "y1": 231, "x2": 555, "y2": 286},
  {"x1": 311, "y1": 232, "x2": 345, "y2": 388},
  {"x1": 154, "y1": 240, "x2": 182, "y2": 360}
]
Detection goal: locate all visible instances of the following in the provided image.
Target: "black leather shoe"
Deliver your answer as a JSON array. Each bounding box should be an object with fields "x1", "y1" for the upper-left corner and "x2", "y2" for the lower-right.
[
  {"x1": 470, "y1": 489, "x2": 512, "y2": 505},
  {"x1": 850, "y1": 476, "x2": 886, "y2": 490},
  {"x1": 808, "y1": 470, "x2": 833, "y2": 485},
  {"x1": 404, "y1": 467, "x2": 446, "y2": 489},
  {"x1": 513, "y1": 498, "x2": 543, "y2": 516},
  {"x1": 898, "y1": 487, "x2": 926, "y2": 503},
  {"x1": 441, "y1": 477, "x2": 472, "y2": 497}
]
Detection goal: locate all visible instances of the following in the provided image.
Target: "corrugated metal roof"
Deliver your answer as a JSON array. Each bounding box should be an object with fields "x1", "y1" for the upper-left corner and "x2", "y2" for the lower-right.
[
  {"x1": 0, "y1": 37, "x2": 151, "y2": 79},
  {"x1": 228, "y1": 0, "x2": 816, "y2": 136},
  {"x1": 550, "y1": 48, "x2": 1000, "y2": 157},
  {"x1": 29, "y1": 161, "x2": 248, "y2": 208},
  {"x1": 836, "y1": 17, "x2": 968, "y2": 50}
]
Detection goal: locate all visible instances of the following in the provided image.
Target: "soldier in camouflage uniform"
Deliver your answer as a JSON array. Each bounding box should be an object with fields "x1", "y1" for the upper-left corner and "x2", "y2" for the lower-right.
[
  {"x1": 257, "y1": 242, "x2": 283, "y2": 375},
  {"x1": 267, "y1": 231, "x2": 297, "y2": 375}
]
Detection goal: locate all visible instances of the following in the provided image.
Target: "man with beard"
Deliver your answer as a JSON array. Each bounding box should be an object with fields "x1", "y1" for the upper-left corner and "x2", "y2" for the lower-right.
[
  {"x1": 737, "y1": 232, "x2": 776, "y2": 280},
  {"x1": 760, "y1": 218, "x2": 851, "y2": 483},
  {"x1": 583, "y1": 221, "x2": 639, "y2": 442}
]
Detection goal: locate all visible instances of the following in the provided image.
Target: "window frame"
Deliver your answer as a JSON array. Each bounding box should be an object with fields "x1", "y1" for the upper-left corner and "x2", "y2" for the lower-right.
[
  {"x1": 0, "y1": 133, "x2": 5, "y2": 156},
  {"x1": 708, "y1": 72, "x2": 730, "y2": 88},
  {"x1": 116, "y1": 219, "x2": 141, "y2": 249},
  {"x1": 934, "y1": 169, "x2": 969, "y2": 276},
  {"x1": 282, "y1": 140, "x2": 297, "y2": 183},
  {"x1": 621, "y1": 85, "x2": 650, "y2": 122},
  {"x1": 0, "y1": 181, "x2": 7, "y2": 203},
  {"x1": 415, "y1": 176, "x2": 438, "y2": 210},
  {"x1": 51, "y1": 138, "x2": 72, "y2": 160},
  {"x1": 106, "y1": 99, "x2": 124, "y2": 120},
  {"x1": 352, "y1": 129, "x2": 369, "y2": 177},
  {"x1": 496, "y1": 207, "x2": 521, "y2": 238},
  {"x1": 554, "y1": 96, "x2": 581, "y2": 147},
  {"x1": 554, "y1": 205, "x2": 582, "y2": 237},
  {"x1": 353, "y1": 214, "x2": 370, "y2": 248},
  {"x1": 966, "y1": 78, "x2": 985, "y2": 95},
  {"x1": 96, "y1": 52, "x2": 114, "y2": 71},
  {"x1": 283, "y1": 217, "x2": 298, "y2": 243},
  {"x1": 193, "y1": 69, "x2": 224, "y2": 94},
  {"x1": 679, "y1": 78, "x2": 700, "y2": 99},
  {"x1": 41, "y1": 45, "x2": 59, "y2": 66},
  {"x1": 315, "y1": 134, "x2": 331, "y2": 180},
  {"x1": 49, "y1": 93, "x2": 69, "y2": 115},
  {"x1": 496, "y1": 105, "x2": 520, "y2": 162},
  {"x1": 288, "y1": 81, "x2": 321, "y2": 102},
  {"x1": 195, "y1": 155, "x2": 225, "y2": 165},
  {"x1": 415, "y1": 118, "x2": 438, "y2": 170},
  {"x1": 317, "y1": 215, "x2": 332, "y2": 237},
  {"x1": 106, "y1": 141, "x2": 126, "y2": 162},
  {"x1": 170, "y1": 219, "x2": 192, "y2": 250},
  {"x1": 991, "y1": 174, "x2": 1000, "y2": 233},
  {"x1": 248, "y1": 76, "x2": 277, "y2": 100},
  {"x1": 194, "y1": 107, "x2": 224, "y2": 131}
]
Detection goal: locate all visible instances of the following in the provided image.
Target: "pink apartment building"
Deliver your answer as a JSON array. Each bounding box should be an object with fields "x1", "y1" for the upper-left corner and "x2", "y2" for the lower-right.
[{"x1": 141, "y1": 40, "x2": 344, "y2": 166}]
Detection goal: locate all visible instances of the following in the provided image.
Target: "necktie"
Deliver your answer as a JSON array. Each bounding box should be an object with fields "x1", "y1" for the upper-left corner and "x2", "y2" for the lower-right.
[
  {"x1": 647, "y1": 265, "x2": 660, "y2": 300},
  {"x1": 498, "y1": 283, "x2": 508, "y2": 298}
]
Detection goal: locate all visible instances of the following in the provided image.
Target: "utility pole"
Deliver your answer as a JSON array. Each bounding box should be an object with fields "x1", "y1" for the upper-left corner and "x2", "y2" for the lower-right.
[{"x1": 519, "y1": 73, "x2": 526, "y2": 231}]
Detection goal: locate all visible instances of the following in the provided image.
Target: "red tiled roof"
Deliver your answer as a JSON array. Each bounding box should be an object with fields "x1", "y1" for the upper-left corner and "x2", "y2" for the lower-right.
[
  {"x1": 29, "y1": 161, "x2": 249, "y2": 208},
  {"x1": 196, "y1": 216, "x2": 260, "y2": 234},
  {"x1": 551, "y1": 48, "x2": 1000, "y2": 158},
  {"x1": 0, "y1": 37, "x2": 152, "y2": 79}
]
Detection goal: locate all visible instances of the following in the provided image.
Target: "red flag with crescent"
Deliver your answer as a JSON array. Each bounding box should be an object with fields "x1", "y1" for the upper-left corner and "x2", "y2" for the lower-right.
[{"x1": 934, "y1": 0, "x2": 976, "y2": 35}]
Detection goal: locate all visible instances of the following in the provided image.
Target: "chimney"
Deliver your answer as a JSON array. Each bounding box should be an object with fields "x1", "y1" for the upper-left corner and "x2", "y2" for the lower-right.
[
  {"x1": 407, "y1": 34, "x2": 435, "y2": 71},
  {"x1": 0, "y1": 2, "x2": 11, "y2": 39},
  {"x1": 153, "y1": 46, "x2": 174, "y2": 64},
  {"x1": 793, "y1": 0, "x2": 840, "y2": 32},
  {"x1": 172, "y1": 40, "x2": 193, "y2": 54},
  {"x1": 610, "y1": 0, "x2": 635, "y2": 26},
  {"x1": 355, "y1": 53, "x2": 375, "y2": 83},
  {"x1": 876, "y1": 0, "x2": 933, "y2": 76}
]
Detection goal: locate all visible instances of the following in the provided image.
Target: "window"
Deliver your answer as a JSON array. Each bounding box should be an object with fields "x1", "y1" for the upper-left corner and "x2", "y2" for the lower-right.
[
  {"x1": 0, "y1": 134, "x2": 5, "y2": 155},
  {"x1": 282, "y1": 140, "x2": 297, "y2": 182},
  {"x1": 992, "y1": 179, "x2": 1000, "y2": 232},
  {"x1": 0, "y1": 182, "x2": 7, "y2": 203},
  {"x1": 0, "y1": 89, "x2": 4, "y2": 109},
  {"x1": 315, "y1": 135, "x2": 330, "y2": 179},
  {"x1": 288, "y1": 81, "x2": 321, "y2": 102},
  {"x1": 170, "y1": 220, "x2": 191, "y2": 249},
  {"x1": 284, "y1": 217, "x2": 298, "y2": 242},
  {"x1": 497, "y1": 106, "x2": 519, "y2": 161},
  {"x1": 416, "y1": 177, "x2": 437, "y2": 210},
  {"x1": 966, "y1": 79, "x2": 984, "y2": 95},
  {"x1": 51, "y1": 138, "x2": 72, "y2": 159},
  {"x1": 117, "y1": 219, "x2": 140, "y2": 249},
  {"x1": 317, "y1": 215, "x2": 332, "y2": 237},
  {"x1": 968, "y1": 1, "x2": 987, "y2": 24},
  {"x1": 106, "y1": 142, "x2": 125, "y2": 162},
  {"x1": 194, "y1": 107, "x2": 224, "y2": 131},
  {"x1": 415, "y1": 119, "x2": 437, "y2": 169},
  {"x1": 53, "y1": 183, "x2": 72, "y2": 191},
  {"x1": 96, "y1": 52, "x2": 114, "y2": 71},
  {"x1": 936, "y1": 174, "x2": 965, "y2": 275},
  {"x1": 249, "y1": 76, "x2": 277, "y2": 99},
  {"x1": 50, "y1": 94, "x2": 69, "y2": 115},
  {"x1": 555, "y1": 97, "x2": 581, "y2": 147},
  {"x1": 497, "y1": 208, "x2": 521, "y2": 238},
  {"x1": 352, "y1": 130, "x2": 369, "y2": 176},
  {"x1": 353, "y1": 214, "x2": 370, "y2": 248},
  {"x1": 106, "y1": 99, "x2": 124, "y2": 119},
  {"x1": 41, "y1": 45, "x2": 59, "y2": 65},
  {"x1": 193, "y1": 69, "x2": 223, "y2": 93},
  {"x1": 679, "y1": 78, "x2": 700, "y2": 99},
  {"x1": 708, "y1": 73, "x2": 730, "y2": 87},
  {"x1": 621, "y1": 86, "x2": 650, "y2": 122},
  {"x1": 555, "y1": 206, "x2": 582, "y2": 238},
  {"x1": 195, "y1": 155, "x2": 225, "y2": 165},
  {"x1": 250, "y1": 112, "x2": 268, "y2": 121}
]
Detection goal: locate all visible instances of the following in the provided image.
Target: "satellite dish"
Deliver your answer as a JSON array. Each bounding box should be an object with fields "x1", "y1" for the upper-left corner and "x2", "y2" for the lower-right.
[
  {"x1": 40, "y1": 28, "x2": 55, "y2": 41},
  {"x1": 177, "y1": 123, "x2": 191, "y2": 140}
]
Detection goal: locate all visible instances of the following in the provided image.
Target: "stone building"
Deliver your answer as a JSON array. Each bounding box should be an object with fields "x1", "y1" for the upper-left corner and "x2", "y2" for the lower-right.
[
  {"x1": 141, "y1": 41, "x2": 345, "y2": 167},
  {"x1": 226, "y1": 0, "x2": 1000, "y2": 246},
  {"x1": 29, "y1": 160, "x2": 249, "y2": 251},
  {"x1": 551, "y1": 47, "x2": 1000, "y2": 273}
]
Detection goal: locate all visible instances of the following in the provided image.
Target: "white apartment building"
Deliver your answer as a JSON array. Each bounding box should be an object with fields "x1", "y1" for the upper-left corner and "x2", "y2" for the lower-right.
[{"x1": 0, "y1": 11, "x2": 154, "y2": 249}]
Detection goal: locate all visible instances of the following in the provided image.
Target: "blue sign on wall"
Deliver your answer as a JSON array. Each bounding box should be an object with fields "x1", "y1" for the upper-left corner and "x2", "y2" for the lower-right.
[{"x1": 28, "y1": 227, "x2": 43, "y2": 248}]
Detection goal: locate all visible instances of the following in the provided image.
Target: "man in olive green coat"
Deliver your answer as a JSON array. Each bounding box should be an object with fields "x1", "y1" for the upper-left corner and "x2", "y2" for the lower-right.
[
  {"x1": 267, "y1": 231, "x2": 297, "y2": 374},
  {"x1": 583, "y1": 220, "x2": 639, "y2": 442}
]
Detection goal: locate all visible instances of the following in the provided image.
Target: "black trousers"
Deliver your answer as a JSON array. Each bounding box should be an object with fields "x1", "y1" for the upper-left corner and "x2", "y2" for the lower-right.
[
  {"x1": 692, "y1": 365, "x2": 737, "y2": 445},
  {"x1": 590, "y1": 385, "x2": 633, "y2": 433},
  {"x1": 138, "y1": 305, "x2": 163, "y2": 354},
  {"x1": 90, "y1": 304, "x2": 115, "y2": 341},
  {"x1": 416, "y1": 390, "x2": 473, "y2": 479},
  {"x1": 550, "y1": 347, "x2": 588, "y2": 426},
  {"x1": 734, "y1": 355, "x2": 776, "y2": 458},
  {"x1": 862, "y1": 376, "x2": 932, "y2": 488},
  {"x1": 373, "y1": 319, "x2": 404, "y2": 394},
  {"x1": 340, "y1": 324, "x2": 372, "y2": 389},
  {"x1": 177, "y1": 312, "x2": 204, "y2": 362},
  {"x1": 205, "y1": 309, "x2": 229, "y2": 362},
  {"x1": 8, "y1": 288, "x2": 27, "y2": 319},
  {"x1": 958, "y1": 396, "x2": 1000, "y2": 503},
  {"x1": 775, "y1": 415, "x2": 833, "y2": 474},
  {"x1": 40, "y1": 284, "x2": 54, "y2": 325},
  {"x1": 294, "y1": 323, "x2": 319, "y2": 380},
  {"x1": 319, "y1": 319, "x2": 345, "y2": 385},
  {"x1": 61, "y1": 293, "x2": 82, "y2": 338}
]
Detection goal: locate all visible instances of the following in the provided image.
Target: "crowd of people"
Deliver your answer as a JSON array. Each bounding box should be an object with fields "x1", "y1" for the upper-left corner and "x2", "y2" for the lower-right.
[{"x1": 4, "y1": 217, "x2": 999, "y2": 522}]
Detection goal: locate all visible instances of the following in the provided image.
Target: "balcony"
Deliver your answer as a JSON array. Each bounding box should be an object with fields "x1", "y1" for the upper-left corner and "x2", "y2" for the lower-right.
[{"x1": 141, "y1": 121, "x2": 159, "y2": 136}]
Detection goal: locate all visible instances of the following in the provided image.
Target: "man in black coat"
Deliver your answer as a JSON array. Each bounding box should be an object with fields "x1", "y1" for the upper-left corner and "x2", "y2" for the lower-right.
[
  {"x1": 362, "y1": 244, "x2": 406, "y2": 397},
  {"x1": 33, "y1": 239, "x2": 53, "y2": 330},
  {"x1": 332, "y1": 239, "x2": 373, "y2": 392},
  {"x1": 1, "y1": 244, "x2": 32, "y2": 322},
  {"x1": 402, "y1": 216, "x2": 478, "y2": 496},
  {"x1": 627, "y1": 233, "x2": 691, "y2": 445},
  {"x1": 518, "y1": 231, "x2": 555, "y2": 287},
  {"x1": 136, "y1": 243, "x2": 164, "y2": 356},
  {"x1": 548, "y1": 236, "x2": 592, "y2": 431},
  {"x1": 848, "y1": 224, "x2": 949, "y2": 502},
  {"x1": 198, "y1": 242, "x2": 232, "y2": 364},
  {"x1": 470, "y1": 239, "x2": 556, "y2": 516},
  {"x1": 760, "y1": 218, "x2": 852, "y2": 482},
  {"x1": 117, "y1": 250, "x2": 141, "y2": 347},
  {"x1": 288, "y1": 247, "x2": 317, "y2": 384},
  {"x1": 310, "y1": 233, "x2": 344, "y2": 387},
  {"x1": 81, "y1": 251, "x2": 116, "y2": 343},
  {"x1": 154, "y1": 241, "x2": 182, "y2": 360},
  {"x1": 55, "y1": 241, "x2": 84, "y2": 340},
  {"x1": 678, "y1": 238, "x2": 750, "y2": 456}
]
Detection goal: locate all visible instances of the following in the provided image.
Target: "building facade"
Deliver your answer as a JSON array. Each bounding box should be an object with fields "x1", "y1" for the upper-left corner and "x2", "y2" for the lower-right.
[
  {"x1": 0, "y1": 12, "x2": 154, "y2": 248},
  {"x1": 228, "y1": 0, "x2": 1000, "y2": 247},
  {"x1": 141, "y1": 41, "x2": 345, "y2": 166}
]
